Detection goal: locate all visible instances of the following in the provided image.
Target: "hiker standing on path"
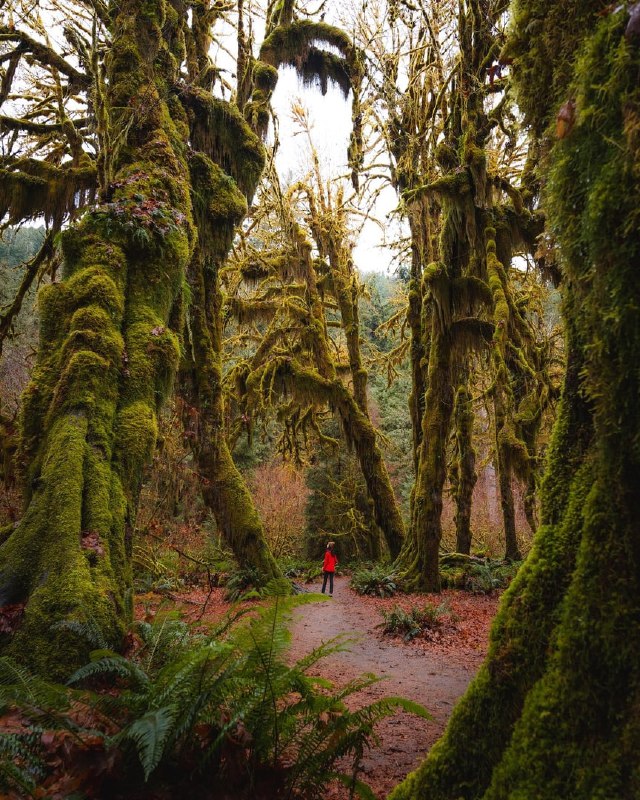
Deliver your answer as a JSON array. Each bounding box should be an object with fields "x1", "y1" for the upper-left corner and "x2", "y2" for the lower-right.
[{"x1": 321, "y1": 541, "x2": 338, "y2": 596}]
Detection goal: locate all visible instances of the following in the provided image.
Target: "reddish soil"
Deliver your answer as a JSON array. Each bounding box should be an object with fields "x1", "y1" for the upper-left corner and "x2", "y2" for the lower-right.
[{"x1": 166, "y1": 576, "x2": 500, "y2": 799}]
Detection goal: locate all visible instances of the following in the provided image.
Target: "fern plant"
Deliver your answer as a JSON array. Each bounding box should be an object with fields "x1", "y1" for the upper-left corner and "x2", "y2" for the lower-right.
[
  {"x1": 350, "y1": 565, "x2": 398, "y2": 597},
  {"x1": 224, "y1": 564, "x2": 263, "y2": 601},
  {"x1": 0, "y1": 589, "x2": 429, "y2": 798},
  {"x1": 378, "y1": 602, "x2": 453, "y2": 641}
]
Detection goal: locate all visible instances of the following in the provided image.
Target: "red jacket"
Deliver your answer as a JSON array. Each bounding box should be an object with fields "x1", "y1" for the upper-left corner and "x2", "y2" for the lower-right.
[{"x1": 323, "y1": 550, "x2": 338, "y2": 572}]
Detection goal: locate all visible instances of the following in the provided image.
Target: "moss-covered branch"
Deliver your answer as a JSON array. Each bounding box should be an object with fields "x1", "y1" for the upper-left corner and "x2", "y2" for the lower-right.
[
  {"x1": 0, "y1": 158, "x2": 97, "y2": 225},
  {"x1": 247, "y1": 356, "x2": 405, "y2": 558},
  {"x1": 0, "y1": 27, "x2": 90, "y2": 88}
]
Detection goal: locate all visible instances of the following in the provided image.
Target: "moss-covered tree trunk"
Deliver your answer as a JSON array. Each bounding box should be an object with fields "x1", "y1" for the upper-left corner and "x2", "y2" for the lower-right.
[
  {"x1": 493, "y1": 393, "x2": 521, "y2": 561},
  {"x1": 406, "y1": 205, "x2": 431, "y2": 473},
  {"x1": 185, "y1": 245, "x2": 280, "y2": 582},
  {"x1": 392, "y1": 0, "x2": 504, "y2": 592},
  {"x1": 487, "y1": 229, "x2": 523, "y2": 562},
  {"x1": 452, "y1": 384, "x2": 477, "y2": 555},
  {"x1": 0, "y1": 0, "x2": 193, "y2": 675},
  {"x1": 390, "y1": 4, "x2": 640, "y2": 798},
  {"x1": 396, "y1": 325, "x2": 453, "y2": 591},
  {"x1": 179, "y1": 117, "x2": 279, "y2": 581}
]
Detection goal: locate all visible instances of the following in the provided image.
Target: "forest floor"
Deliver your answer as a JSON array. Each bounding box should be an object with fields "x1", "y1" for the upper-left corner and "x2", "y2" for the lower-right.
[{"x1": 168, "y1": 575, "x2": 500, "y2": 799}]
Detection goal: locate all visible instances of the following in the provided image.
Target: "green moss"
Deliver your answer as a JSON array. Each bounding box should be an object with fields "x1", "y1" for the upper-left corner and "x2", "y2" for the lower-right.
[
  {"x1": 113, "y1": 401, "x2": 158, "y2": 497},
  {"x1": 506, "y1": 0, "x2": 602, "y2": 135},
  {"x1": 66, "y1": 268, "x2": 125, "y2": 319},
  {"x1": 260, "y1": 21, "x2": 352, "y2": 80},
  {"x1": 0, "y1": 160, "x2": 97, "y2": 225},
  {"x1": 1, "y1": 414, "x2": 126, "y2": 679},
  {"x1": 184, "y1": 88, "x2": 265, "y2": 200},
  {"x1": 252, "y1": 61, "x2": 279, "y2": 91}
]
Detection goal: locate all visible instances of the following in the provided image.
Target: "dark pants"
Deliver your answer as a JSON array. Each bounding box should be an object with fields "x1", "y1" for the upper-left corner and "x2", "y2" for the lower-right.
[{"x1": 322, "y1": 571, "x2": 334, "y2": 594}]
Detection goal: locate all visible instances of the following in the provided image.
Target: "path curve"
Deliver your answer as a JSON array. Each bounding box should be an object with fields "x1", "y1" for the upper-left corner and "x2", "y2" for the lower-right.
[{"x1": 288, "y1": 576, "x2": 493, "y2": 799}]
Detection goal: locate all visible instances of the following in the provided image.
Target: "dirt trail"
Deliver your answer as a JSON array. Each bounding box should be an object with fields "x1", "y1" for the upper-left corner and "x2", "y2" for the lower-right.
[{"x1": 288, "y1": 577, "x2": 497, "y2": 799}]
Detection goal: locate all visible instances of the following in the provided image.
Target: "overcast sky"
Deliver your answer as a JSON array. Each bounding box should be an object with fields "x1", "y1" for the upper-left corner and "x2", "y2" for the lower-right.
[{"x1": 270, "y1": 67, "x2": 401, "y2": 275}]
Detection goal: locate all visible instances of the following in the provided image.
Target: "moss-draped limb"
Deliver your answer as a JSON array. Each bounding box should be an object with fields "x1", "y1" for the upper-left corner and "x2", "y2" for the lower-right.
[
  {"x1": 247, "y1": 356, "x2": 405, "y2": 559},
  {"x1": 300, "y1": 205, "x2": 405, "y2": 558},
  {"x1": 301, "y1": 174, "x2": 372, "y2": 412},
  {"x1": 0, "y1": 0, "x2": 193, "y2": 676},
  {"x1": 0, "y1": 158, "x2": 97, "y2": 225},
  {"x1": 391, "y1": 5, "x2": 640, "y2": 798},
  {"x1": 247, "y1": 16, "x2": 363, "y2": 188}
]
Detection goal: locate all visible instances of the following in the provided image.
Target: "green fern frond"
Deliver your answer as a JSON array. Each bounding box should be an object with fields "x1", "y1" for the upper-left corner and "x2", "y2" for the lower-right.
[
  {"x1": 54, "y1": 618, "x2": 111, "y2": 650},
  {"x1": 68, "y1": 652, "x2": 151, "y2": 691},
  {"x1": 119, "y1": 706, "x2": 177, "y2": 781}
]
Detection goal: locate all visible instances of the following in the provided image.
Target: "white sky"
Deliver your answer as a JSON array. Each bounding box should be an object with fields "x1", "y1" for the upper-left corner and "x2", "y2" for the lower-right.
[{"x1": 270, "y1": 67, "x2": 401, "y2": 275}]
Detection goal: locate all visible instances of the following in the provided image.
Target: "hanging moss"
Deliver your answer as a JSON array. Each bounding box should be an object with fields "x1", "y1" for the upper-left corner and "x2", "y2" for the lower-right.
[
  {"x1": 259, "y1": 21, "x2": 352, "y2": 93},
  {"x1": 0, "y1": 158, "x2": 97, "y2": 225},
  {"x1": 182, "y1": 87, "x2": 265, "y2": 201},
  {"x1": 246, "y1": 355, "x2": 405, "y2": 558},
  {"x1": 189, "y1": 151, "x2": 247, "y2": 256}
]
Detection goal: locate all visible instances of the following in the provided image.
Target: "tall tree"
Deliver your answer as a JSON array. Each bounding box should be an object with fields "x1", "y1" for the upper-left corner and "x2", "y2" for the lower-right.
[
  {"x1": 227, "y1": 159, "x2": 404, "y2": 558},
  {"x1": 169, "y1": 0, "x2": 363, "y2": 582},
  {"x1": 390, "y1": 1, "x2": 640, "y2": 797},
  {"x1": 0, "y1": 0, "x2": 194, "y2": 675}
]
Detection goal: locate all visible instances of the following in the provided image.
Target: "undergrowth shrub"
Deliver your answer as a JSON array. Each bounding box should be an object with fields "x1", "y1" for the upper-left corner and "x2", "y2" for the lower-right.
[
  {"x1": 0, "y1": 587, "x2": 429, "y2": 799},
  {"x1": 350, "y1": 565, "x2": 398, "y2": 597},
  {"x1": 281, "y1": 557, "x2": 323, "y2": 583},
  {"x1": 379, "y1": 602, "x2": 455, "y2": 641},
  {"x1": 223, "y1": 565, "x2": 263, "y2": 601},
  {"x1": 439, "y1": 553, "x2": 520, "y2": 593},
  {"x1": 133, "y1": 544, "x2": 185, "y2": 594}
]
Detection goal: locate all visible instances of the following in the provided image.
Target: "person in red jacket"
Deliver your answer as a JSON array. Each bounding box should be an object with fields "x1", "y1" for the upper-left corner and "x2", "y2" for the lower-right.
[{"x1": 321, "y1": 541, "x2": 338, "y2": 596}]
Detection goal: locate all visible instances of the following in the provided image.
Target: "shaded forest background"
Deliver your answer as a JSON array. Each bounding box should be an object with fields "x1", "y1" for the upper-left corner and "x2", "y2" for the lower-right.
[{"x1": 1, "y1": 225, "x2": 559, "y2": 571}]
